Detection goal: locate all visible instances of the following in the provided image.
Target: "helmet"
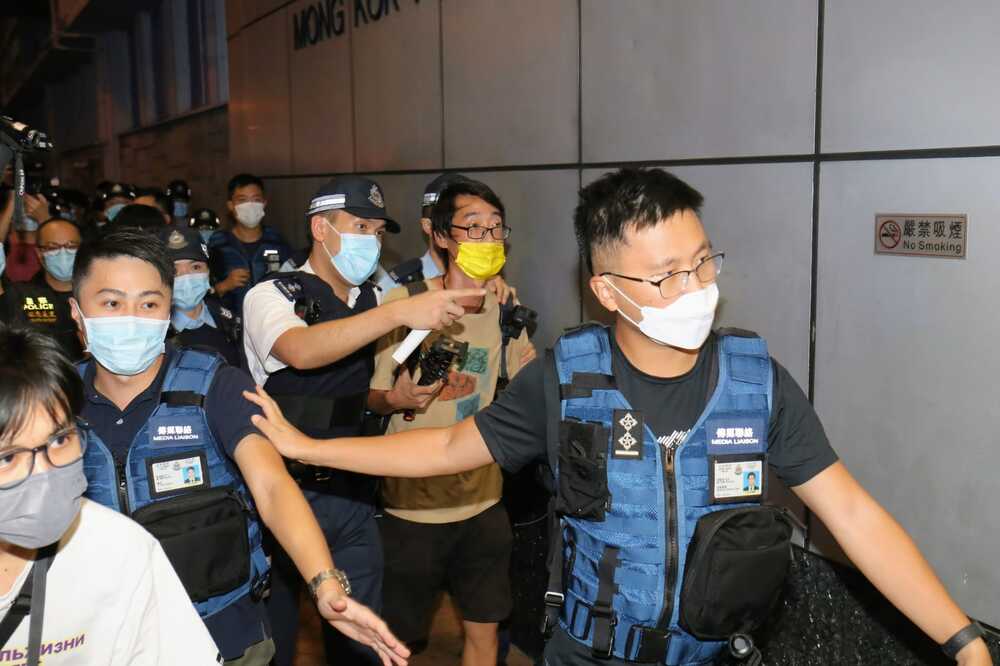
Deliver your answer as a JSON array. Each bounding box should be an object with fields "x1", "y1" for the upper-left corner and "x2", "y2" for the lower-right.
[{"x1": 188, "y1": 207, "x2": 221, "y2": 230}]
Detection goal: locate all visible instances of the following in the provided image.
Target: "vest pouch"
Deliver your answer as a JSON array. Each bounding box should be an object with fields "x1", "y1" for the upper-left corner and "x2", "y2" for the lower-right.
[
  {"x1": 132, "y1": 486, "x2": 252, "y2": 602},
  {"x1": 555, "y1": 420, "x2": 611, "y2": 521},
  {"x1": 679, "y1": 506, "x2": 794, "y2": 640}
]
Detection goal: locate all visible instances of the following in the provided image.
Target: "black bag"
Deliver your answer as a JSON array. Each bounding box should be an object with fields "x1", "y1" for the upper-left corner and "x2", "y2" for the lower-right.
[
  {"x1": 132, "y1": 487, "x2": 252, "y2": 602},
  {"x1": 679, "y1": 506, "x2": 794, "y2": 640}
]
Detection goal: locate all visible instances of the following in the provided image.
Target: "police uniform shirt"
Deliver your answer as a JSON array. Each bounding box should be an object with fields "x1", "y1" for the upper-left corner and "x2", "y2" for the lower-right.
[
  {"x1": 79, "y1": 346, "x2": 269, "y2": 660},
  {"x1": 242, "y1": 259, "x2": 367, "y2": 387},
  {"x1": 374, "y1": 250, "x2": 443, "y2": 294},
  {"x1": 0, "y1": 500, "x2": 220, "y2": 665},
  {"x1": 5, "y1": 276, "x2": 84, "y2": 360},
  {"x1": 170, "y1": 301, "x2": 240, "y2": 367},
  {"x1": 476, "y1": 331, "x2": 838, "y2": 486}
]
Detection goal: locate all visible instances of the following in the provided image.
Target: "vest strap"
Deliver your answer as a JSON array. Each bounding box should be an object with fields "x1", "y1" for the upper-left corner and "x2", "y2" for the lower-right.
[
  {"x1": 625, "y1": 625, "x2": 671, "y2": 663},
  {"x1": 404, "y1": 281, "x2": 428, "y2": 297},
  {"x1": 560, "y1": 372, "x2": 616, "y2": 400},
  {"x1": 161, "y1": 391, "x2": 206, "y2": 408},
  {"x1": 591, "y1": 545, "x2": 620, "y2": 659},
  {"x1": 541, "y1": 501, "x2": 565, "y2": 638}
]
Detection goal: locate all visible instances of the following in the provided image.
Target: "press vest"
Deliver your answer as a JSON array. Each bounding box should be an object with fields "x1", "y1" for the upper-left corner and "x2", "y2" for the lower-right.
[
  {"x1": 548, "y1": 324, "x2": 772, "y2": 665},
  {"x1": 79, "y1": 349, "x2": 270, "y2": 620}
]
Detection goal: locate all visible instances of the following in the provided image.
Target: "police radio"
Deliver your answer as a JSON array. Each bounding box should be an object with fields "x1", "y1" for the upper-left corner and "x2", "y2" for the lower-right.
[
  {"x1": 263, "y1": 249, "x2": 282, "y2": 275},
  {"x1": 401, "y1": 337, "x2": 469, "y2": 422}
]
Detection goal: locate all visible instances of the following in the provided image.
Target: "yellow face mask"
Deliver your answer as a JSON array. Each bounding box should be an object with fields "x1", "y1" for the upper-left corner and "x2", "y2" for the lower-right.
[{"x1": 455, "y1": 241, "x2": 506, "y2": 280}]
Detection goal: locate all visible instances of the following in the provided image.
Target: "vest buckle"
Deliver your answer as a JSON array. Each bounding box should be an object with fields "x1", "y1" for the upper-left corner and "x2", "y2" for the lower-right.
[{"x1": 540, "y1": 591, "x2": 565, "y2": 637}]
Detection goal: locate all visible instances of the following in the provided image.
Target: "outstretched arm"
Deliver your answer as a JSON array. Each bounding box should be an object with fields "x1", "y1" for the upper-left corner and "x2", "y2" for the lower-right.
[
  {"x1": 244, "y1": 385, "x2": 495, "y2": 477},
  {"x1": 795, "y1": 462, "x2": 991, "y2": 665}
]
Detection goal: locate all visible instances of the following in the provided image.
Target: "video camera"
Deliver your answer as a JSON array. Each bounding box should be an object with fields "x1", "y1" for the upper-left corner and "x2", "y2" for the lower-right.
[
  {"x1": 402, "y1": 336, "x2": 469, "y2": 422},
  {"x1": 0, "y1": 115, "x2": 54, "y2": 229}
]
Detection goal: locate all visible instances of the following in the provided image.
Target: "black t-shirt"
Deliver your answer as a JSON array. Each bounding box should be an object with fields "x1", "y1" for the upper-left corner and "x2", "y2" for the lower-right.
[
  {"x1": 4, "y1": 276, "x2": 84, "y2": 361},
  {"x1": 475, "y1": 330, "x2": 838, "y2": 488}
]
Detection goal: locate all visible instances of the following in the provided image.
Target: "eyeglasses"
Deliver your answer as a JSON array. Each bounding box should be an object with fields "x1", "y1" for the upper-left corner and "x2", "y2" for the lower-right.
[
  {"x1": 38, "y1": 242, "x2": 80, "y2": 253},
  {"x1": 450, "y1": 224, "x2": 511, "y2": 241},
  {"x1": 0, "y1": 422, "x2": 85, "y2": 490},
  {"x1": 601, "y1": 252, "x2": 725, "y2": 300}
]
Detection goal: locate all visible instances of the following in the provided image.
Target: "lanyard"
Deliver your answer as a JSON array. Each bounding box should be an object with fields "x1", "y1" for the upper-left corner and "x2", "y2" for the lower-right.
[{"x1": 0, "y1": 546, "x2": 56, "y2": 666}]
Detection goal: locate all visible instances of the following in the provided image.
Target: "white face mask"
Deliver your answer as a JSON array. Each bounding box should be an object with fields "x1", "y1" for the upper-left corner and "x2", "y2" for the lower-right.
[
  {"x1": 234, "y1": 201, "x2": 265, "y2": 229},
  {"x1": 604, "y1": 277, "x2": 719, "y2": 350}
]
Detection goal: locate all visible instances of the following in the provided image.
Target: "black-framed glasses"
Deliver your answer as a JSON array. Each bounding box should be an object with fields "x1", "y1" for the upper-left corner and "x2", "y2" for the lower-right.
[
  {"x1": 450, "y1": 224, "x2": 511, "y2": 241},
  {"x1": 601, "y1": 252, "x2": 725, "y2": 300},
  {"x1": 0, "y1": 422, "x2": 85, "y2": 490},
  {"x1": 38, "y1": 241, "x2": 80, "y2": 253}
]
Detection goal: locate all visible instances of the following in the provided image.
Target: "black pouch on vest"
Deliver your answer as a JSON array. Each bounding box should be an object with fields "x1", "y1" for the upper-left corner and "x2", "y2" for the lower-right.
[
  {"x1": 132, "y1": 486, "x2": 252, "y2": 602},
  {"x1": 678, "y1": 506, "x2": 794, "y2": 640},
  {"x1": 555, "y1": 419, "x2": 611, "y2": 521}
]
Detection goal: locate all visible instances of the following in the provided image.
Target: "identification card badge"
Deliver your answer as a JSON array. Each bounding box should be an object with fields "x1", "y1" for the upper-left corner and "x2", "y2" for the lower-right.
[
  {"x1": 612, "y1": 409, "x2": 644, "y2": 460},
  {"x1": 147, "y1": 452, "x2": 210, "y2": 498},
  {"x1": 149, "y1": 415, "x2": 204, "y2": 447},
  {"x1": 709, "y1": 454, "x2": 766, "y2": 504}
]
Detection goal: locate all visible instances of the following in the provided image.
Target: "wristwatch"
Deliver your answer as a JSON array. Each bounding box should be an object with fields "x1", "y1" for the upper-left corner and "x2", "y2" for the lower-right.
[
  {"x1": 941, "y1": 621, "x2": 985, "y2": 660},
  {"x1": 308, "y1": 568, "x2": 351, "y2": 600}
]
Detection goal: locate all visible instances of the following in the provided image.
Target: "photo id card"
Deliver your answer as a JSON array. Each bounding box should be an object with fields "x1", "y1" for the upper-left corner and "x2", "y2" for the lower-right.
[
  {"x1": 147, "y1": 452, "x2": 209, "y2": 498},
  {"x1": 709, "y1": 453, "x2": 766, "y2": 504}
]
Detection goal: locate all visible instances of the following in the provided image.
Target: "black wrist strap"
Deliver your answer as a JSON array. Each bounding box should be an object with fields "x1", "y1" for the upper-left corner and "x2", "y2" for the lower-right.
[{"x1": 942, "y1": 621, "x2": 984, "y2": 660}]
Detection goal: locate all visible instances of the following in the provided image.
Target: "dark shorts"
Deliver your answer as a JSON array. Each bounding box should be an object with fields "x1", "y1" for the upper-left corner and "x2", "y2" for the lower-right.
[{"x1": 380, "y1": 502, "x2": 513, "y2": 643}]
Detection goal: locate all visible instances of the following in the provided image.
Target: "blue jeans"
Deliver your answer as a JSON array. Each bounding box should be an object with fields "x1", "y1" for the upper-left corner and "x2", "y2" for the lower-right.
[{"x1": 267, "y1": 489, "x2": 384, "y2": 666}]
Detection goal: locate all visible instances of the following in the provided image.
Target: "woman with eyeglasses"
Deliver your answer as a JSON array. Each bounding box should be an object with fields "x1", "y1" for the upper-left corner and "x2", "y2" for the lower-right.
[{"x1": 0, "y1": 323, "x2": 220, "y2": 665}]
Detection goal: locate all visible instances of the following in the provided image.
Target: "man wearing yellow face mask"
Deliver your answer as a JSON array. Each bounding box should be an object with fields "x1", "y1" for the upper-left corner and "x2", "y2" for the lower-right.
[{"x1": 367, "y1": 178, "x2": 536, "y2": 665}]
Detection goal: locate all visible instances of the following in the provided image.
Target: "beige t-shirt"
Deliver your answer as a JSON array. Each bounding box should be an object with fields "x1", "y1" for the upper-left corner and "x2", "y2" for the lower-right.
[{"x1": 371, "y1": 281, "x2": 531, "y2": 524}]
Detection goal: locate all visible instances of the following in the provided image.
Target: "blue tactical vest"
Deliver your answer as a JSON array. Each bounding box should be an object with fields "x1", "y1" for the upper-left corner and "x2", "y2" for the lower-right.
[
  {"x1": 548, "y1": 324, "x2": 773, "y2": 665},
  {"x1": 79, "y1": 348, "x2": 270, "y2": 619}
]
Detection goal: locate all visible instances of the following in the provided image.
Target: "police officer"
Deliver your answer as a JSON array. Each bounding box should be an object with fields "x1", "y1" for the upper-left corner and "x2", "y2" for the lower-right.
[
  {"x1": 190, "y1": 207, "x2": 223, "y2": 244},
  {"x1": 4, "y1": 217, "x2": 84, "y2": 360},
  {"x1": 241, "y1": 175, "x2": 484, "y2": 666},
  {"x1": 374, "y1": 173, "x2": 463, "y2": 292},
  {"x1": 97, "y1": 182, "x2": 136, "y2": 225},
  {"x1": 135, "y1": 186, "x2": 172, "y2": 225},
  {"x1": 167, "y1": 178, "x2": 192, "y2": 224},
  {"x1": 70, "y1": 228, "x2": 409, "y2": 666},
  {"x1": 160, "y1": 226, "x2": 242, "y2": 366},
  {"x1": 247, "y1": 168, "x2": 993, "y2": 666},
  {"x1": 210, "y1": 173, "x2": 291, "y2": 317}
]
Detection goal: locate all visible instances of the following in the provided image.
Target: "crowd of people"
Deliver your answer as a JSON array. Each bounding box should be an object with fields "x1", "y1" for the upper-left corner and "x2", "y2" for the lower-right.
[{"x1": 0, "y1": 167, "x2": 992, "y2": 666}]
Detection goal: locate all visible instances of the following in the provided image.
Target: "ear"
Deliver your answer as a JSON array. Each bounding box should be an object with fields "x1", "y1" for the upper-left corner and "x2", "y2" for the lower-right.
[
  {"x1": 589, "y1": 274, "x2": 620, "y2": 314},
  {"x1": 69, "y1": 297, "x2": 85, "y2": 335},
  {"x1": 433, "y1": 229, "x2": 450, "y2": 251},
  {"x1": 226, "y1": 200, "x2": 235, "y2": 216},
  {"x1": 260, "y1": 198, "x2": 268, "y2": 207},
  {"x1": 420, "y1": 217, "x2": 432, "y2": 237}
]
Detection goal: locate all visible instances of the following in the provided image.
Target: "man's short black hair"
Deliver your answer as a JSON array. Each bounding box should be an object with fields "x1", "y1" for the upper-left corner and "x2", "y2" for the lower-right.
[
  {"x1": 0, "y1": 323, "x2": 84, "y2": 448},
  {"x1": 72, "y1": 227, "x2": 175, "y2": 298},
  {"x1": 112, "y1": 204, "x2": 166, "y2": 233},
  {"x1": 430, "y1": 179, "x2": 505, "y2": 240},
  {"x1": 574, "y1": 168, "x2": 704, "y2": 274},
  {"x1": 227, "y1": 173, "x2": 265, "y2": 199}
]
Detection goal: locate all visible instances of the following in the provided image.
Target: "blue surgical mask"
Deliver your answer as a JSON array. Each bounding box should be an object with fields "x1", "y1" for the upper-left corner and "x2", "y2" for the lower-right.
[
  {"x1": 19, "y1": 216, "x2": 39, "y2": 232},
  {"x1": 77, "y1": 307, "x2": 170, "y2": 376},
  {"x1": 198, "y1": 229, "x2": 216, "y2": 244},
  {"x1": 105, "y1": 203, "x2": 126, "y2": 221},
  {"x1": 173, "y1": 200, "x2": 189, "y2": 218},
  {"x1": 173, "y1": 272, "x2": 211, "y2": 311},
  {"x1": 323, "y1": 222, "x2": 381, "y2": 286},
  {"x1": 0, "y1": 244, "x2": 5, "y2": 278},
  {"x1": 42, "y1": 248, "x2": 77, "y2": 282}
]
